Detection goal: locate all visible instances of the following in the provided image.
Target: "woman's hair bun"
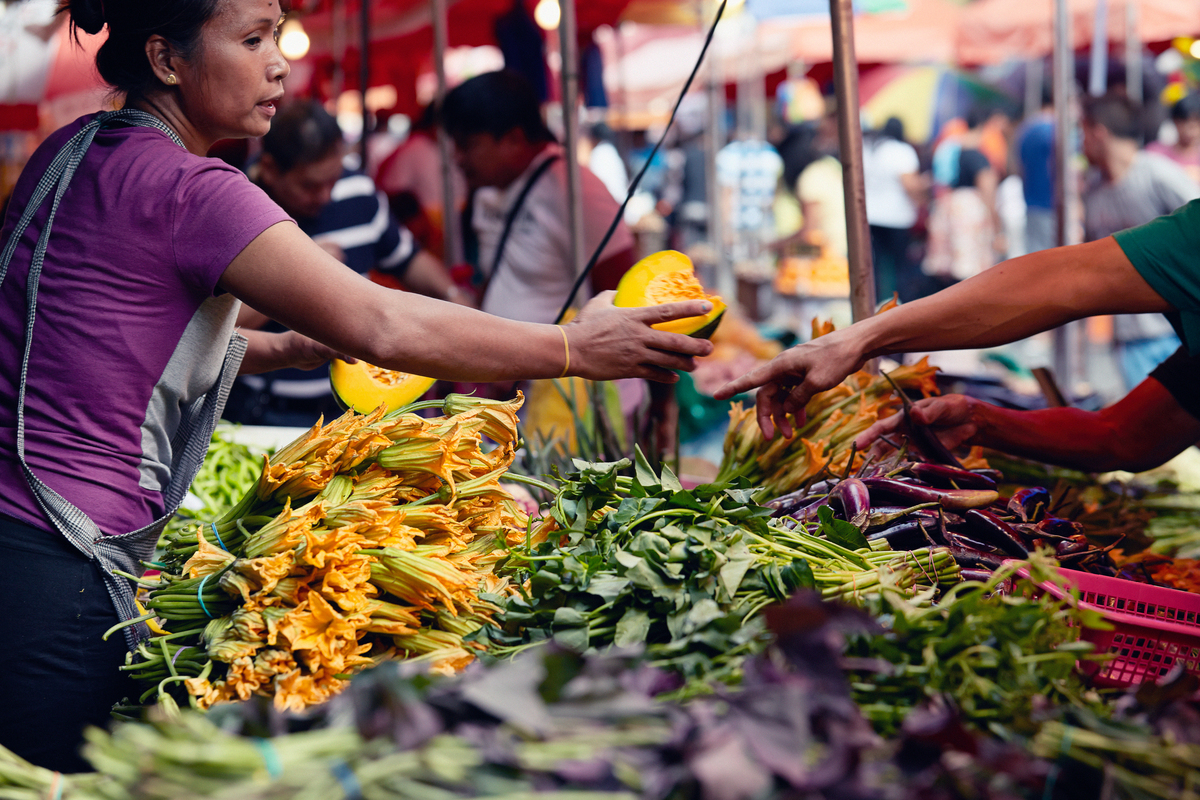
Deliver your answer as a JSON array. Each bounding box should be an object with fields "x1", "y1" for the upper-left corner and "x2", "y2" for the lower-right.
[{"x1": 61, "y1": 0, "x2": 106, "y2": 36}]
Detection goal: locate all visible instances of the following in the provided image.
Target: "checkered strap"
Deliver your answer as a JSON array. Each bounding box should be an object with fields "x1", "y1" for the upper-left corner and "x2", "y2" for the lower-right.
[{"x1": 0, "y1": 110, "x2": 246, "y2": 649}]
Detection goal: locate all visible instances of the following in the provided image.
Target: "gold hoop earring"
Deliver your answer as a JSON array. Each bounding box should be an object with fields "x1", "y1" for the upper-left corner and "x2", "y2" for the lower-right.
[{"x1": 166, "y1": 74, "x2": 178, "y2": 86}]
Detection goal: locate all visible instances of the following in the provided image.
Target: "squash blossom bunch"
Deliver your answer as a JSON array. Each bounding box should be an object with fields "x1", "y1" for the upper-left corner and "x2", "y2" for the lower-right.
[
  {"x1": 716, "y1": 357, "x2": 943, "y2": 500},
  {"x1": 119, "y1": 394, "x2": 529, "y2": 713}
]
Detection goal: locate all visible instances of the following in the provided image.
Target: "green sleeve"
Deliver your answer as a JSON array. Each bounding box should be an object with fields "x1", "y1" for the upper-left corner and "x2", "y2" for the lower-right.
[{"x1": 1113, "y1": 199, "x2": 1200, "y2": 353}]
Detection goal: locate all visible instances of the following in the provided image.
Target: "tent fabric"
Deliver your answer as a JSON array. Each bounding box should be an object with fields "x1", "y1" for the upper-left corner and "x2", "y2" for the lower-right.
[{"x1": 955, "y1": 0, "x2": 1200, "y2": 65}]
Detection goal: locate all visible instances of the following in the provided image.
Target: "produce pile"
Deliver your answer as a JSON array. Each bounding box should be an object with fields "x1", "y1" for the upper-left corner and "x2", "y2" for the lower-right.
[
  {"x1": 482, "y1": 451, "x2": 959, "y2": 695},
  {"x1": 117, "y1": 394, "x2": 530, "y2": 712},
  {"x1": 716, "y1": 357, "x2": 950, "y2": 498},
  {"x1": 6, "y1": 562, "x2": 1200, "y2": 800}
]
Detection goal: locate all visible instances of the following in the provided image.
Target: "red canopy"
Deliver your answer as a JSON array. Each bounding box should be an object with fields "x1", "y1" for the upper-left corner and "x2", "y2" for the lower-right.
[{"x1": 299, "y1": 0, "x2": 635, "y2": 114}]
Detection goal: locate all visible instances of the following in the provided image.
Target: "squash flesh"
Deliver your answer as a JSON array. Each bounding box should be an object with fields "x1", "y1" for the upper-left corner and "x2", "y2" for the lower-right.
[
  {"x1": 614, "y1": 250, "x2": 726, "y2": 337},
  {"x1": 329, "y1": 359, "x2": 436, "y2": 414}
]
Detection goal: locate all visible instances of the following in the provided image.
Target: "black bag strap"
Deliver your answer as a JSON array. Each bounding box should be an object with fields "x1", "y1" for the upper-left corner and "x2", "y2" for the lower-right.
[{"x1": 479, "y1": 152, "x2": 560, "y2": 303}]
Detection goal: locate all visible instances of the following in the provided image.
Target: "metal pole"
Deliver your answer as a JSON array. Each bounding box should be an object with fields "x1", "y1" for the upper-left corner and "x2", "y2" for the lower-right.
[
  {"x1": 1052, "y1": 0, "x2": 1082, "y2": 395},
  {"x1": 1125, "y1": 1, "x2": 1141, "y2": 104},
  {"x1": 1088, "y1": 0, "x2": 1108, "y2": 97},
  {"x1": 359, "y1": 0, "x2": 370, "y2": 167},
  {"x1": 703, "y1": 0, "x2": 730, "y2": 300},
  {"x1": 333, "y1": 0, "x2": 347, "y2": 99},
  {"x1": 431, "y1": 0, "x2": 462, "y2": 265},
  {"x1": 558, "y1": 0, "x2": 585, "y2": 280},
  {"x1": 829, "y1": 0, "x2": 875, "y2": 323}
]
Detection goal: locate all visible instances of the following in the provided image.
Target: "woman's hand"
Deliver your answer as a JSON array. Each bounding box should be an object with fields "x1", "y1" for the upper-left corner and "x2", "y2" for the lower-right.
[
  {"x1": 565, "y1": 291, "x2": 714, "y2": 383},
  {"x1": 854, "y1": 394, "x2": 981, "y2": 453},
  {"x1": 711, "y1": 329, "x2": 870, "y2": 439}
]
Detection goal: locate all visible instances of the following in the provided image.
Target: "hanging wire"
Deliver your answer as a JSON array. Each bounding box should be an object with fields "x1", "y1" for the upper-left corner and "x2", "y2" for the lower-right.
[{"x1": 553, "y1": 0, "x2": 728, "y2": 325}]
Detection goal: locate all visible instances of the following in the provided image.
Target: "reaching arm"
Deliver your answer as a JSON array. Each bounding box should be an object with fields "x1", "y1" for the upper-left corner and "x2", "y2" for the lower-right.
[
  {"x1": 218, "y1": 221, "x2": 713, "y2": 384},
  {"x1": 398, "y1": 250, "x2": 475, "y2": 306},
  {"x1": 714, "y1": 236, "x2": 1172, "y2": 437},
  {"x1": 855, "y1": 377, "x2": 1200, "y2": 474}
]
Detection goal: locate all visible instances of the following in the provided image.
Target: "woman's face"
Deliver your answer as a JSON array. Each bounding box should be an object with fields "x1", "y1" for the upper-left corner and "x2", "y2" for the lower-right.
[{"x1": 175, "y1": 0, "x2": 290, "y2": 142}]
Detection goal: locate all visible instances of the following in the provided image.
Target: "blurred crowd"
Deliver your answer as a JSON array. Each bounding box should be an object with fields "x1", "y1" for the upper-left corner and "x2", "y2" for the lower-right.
[{"x1": 190, "y1": 67, "x2": 1200, "y2": 419}]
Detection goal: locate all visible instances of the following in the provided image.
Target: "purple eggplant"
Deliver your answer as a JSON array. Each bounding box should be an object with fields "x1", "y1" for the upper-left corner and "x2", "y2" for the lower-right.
[
  {"x1": 963, "y1": 509, "x2": 1030, "y2": 559},
  {"x1": 946, "y1": 530, "x2": 1007, "y2": 556},
  {"x1": 830, "y1": 477, "x2": 871, "y2": 530},
  {"x1": 862, "y1": 477, "x2": 1000, "y2": 511},
  {"x1": 959, "y1": 568, "x2": 995, "y2": 583},
  {"x1": 866, "y1": 520, "x2": 933, "y2": 550},
  {"x1": 1007, "y1": 487, "x2": 1051, "y2": 523},
  {"x1": 907, "y1": 462, "x2": 997, "y2": 490},
  {"x1": 946, "y1": 544, "x2": 1006, "y2": 571},
  {"x1": 1035, "y1": 516, "x2": 1084, "y2": 539}
]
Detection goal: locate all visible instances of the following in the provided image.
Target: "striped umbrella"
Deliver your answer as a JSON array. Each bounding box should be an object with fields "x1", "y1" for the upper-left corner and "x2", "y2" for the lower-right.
[{"x1": 859, "y1": 64, "x2": 1017, "y2": 144}]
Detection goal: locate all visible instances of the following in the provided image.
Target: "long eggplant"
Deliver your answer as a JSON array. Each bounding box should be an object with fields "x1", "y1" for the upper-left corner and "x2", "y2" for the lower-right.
[
  {"x1": 830, "y1": 477, "x2": 871, "y2": 530},
  {"x1": 862, "y1": 477, "x2": 999, "y2": 511},
  {"x1": 907, "y1": 462, "x2": 998, "y2": 490},
  {"x1": 866, "y1": 520, "x2": 933, "y2": 550},
  {"x1": 1007, "y1": 487, "x2": 1051, "y2": 523},
  {"x1": 963, "y1": 509, "x2": 1030, "y2": 559}
]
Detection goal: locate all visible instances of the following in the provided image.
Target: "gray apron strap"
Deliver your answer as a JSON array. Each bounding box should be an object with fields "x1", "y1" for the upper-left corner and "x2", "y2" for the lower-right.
[{"x1": 0, "y1": 109, "x2": 246, "y2": 649}]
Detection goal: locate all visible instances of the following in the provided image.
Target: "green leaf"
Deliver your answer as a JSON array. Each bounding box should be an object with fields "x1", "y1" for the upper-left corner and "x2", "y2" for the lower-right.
[
  {"x1": 633, "y1": 446, "x2": 661, "y2": 493},
  {"x1": 553, "y1": 627, "x2": 590, "y2": 652},
  {"x1": 614, "y1": 607, "x2": 651, "y2": 647},
  {"x1": 659, "y1": 462, "x2": 684, "y2": 493},
  {"x1": 817, "y1": 505, "x2": 871, "y2": 551},
  {"x1": 552, "y1": 606, "x2": 589, "y2": 628},
  {"x1": 585, "y1": 574, "x2": 631, "y2": 600},
  {"x1": 609, "y1": 496, "x2": 664, "y2": 528},
  {"x1": 718, "y1": 542, "x2": 756, "y2": 599},
  {"x1": 627, "y1": 559, "x2": 670, "y2": 593}
]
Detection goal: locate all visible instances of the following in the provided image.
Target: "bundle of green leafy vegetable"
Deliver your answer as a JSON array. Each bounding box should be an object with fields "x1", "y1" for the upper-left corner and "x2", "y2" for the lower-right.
[
  {"x1": 488, "y1": 452, "x2": 958, "y2": 696},
  {"x1": 843, "y1": 554, "x2": 1111, "y2": 739}
]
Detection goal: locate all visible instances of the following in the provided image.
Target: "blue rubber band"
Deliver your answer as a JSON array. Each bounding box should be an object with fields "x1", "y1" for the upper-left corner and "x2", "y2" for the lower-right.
[
  {"x1": 330, "y1": 760, "x2": 363, "y2": 800},
  {"x1": 210, "y1": 521, "x2": 228, "y2": 552},
  {"x1": 254, "y1": 738, "x2": 283, "y2": 780},
  {"x1": 48, "y1": 771, "x2": 63, "y2": 800},
  {"x1": 197, "y1": 575, "x2": 213, "y2": 619}
]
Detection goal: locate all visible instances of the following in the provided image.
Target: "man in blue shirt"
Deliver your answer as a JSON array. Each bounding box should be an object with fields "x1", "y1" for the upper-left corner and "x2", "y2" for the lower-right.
[{"x1": 1018, "y1": 87, "x2": 1057, "y2": 254}]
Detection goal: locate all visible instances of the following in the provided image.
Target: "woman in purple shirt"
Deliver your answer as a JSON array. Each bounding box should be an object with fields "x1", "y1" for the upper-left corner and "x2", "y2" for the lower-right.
[{"x1": 0, "y1": 0, "x2": 713, "y2": 771}]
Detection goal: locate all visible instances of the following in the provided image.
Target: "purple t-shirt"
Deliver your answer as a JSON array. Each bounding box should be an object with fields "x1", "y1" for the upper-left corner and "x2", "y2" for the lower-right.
[{"x1": 0, "y1": 114, "x2": 290, "y2": 535}]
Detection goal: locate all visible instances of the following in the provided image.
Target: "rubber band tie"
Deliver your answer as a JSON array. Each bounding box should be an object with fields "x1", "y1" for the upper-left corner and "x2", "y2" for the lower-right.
[
  {"x1": 254, "y1": 738, "x2": 283, "y2": 780},
  {"x1": 197, "y1": 575, "x2": 213, "y2": 619},
  {"x1": 210, "y1": 521, "x2": 228, "y2": 552},
  {"x1": 46, "y1": 772, "x2": 62, "y2": 800},
  {"x1": 330, "y1": 760, "x2": 363, "y2": 800},
  {"x1": 171, "y1": 646, "x2": 192, "y2": 668}
]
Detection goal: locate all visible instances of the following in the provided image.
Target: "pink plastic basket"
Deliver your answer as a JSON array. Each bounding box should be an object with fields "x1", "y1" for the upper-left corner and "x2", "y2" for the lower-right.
[{"x1": 1007, "y1": 562, "x2": 1200, "y2": 689}]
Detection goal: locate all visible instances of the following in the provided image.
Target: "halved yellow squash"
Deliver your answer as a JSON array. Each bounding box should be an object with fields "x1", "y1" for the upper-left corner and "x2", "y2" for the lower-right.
[
  {"x1": 613, "y1": 250, "x2": 726, "y2": 338},
  {"x1": 329, "y1": 359, "x2": 436, "y2": 414}
]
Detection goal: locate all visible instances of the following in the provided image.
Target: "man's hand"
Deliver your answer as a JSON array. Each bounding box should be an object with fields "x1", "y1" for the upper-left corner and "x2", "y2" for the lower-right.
[
  {"x1": 854, "y1": 394, "x2": 981, "y2": 454},
  {"x1": 712, "y1": 330, "x2": 869, "y2": 439},
  {"x1": 565, "y1": 291, "x2": 714, "y2": 383},
  {"x1": 239, "y1": 329, "x2": 358, "y2": 375}
]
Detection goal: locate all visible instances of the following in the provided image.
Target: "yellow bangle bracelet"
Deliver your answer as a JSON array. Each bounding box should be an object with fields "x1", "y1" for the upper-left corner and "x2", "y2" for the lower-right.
[{"x1": 558, "y1": 326, "x2": 570, "y2": 379}]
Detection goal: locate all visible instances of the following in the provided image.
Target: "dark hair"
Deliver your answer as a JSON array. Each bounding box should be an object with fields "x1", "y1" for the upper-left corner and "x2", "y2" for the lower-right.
[
  {"x1": 1084, "y1": 93, "x2": 1143, "y2": 141},
  {"x1": 440, "y1": 70, "x2": 555, "y2": 145},
  {"x1": 60, "y1": 0, "x2": 223, "y2": 103},
  {"x1": 1172, "y1": 93, "x2": 1200, "y2": 122},
  {"x1": 882, "y1": 116, "x2": 905, "y2": 142},
  {"x1": 261, "y1": 99, "x2": 344, "y2": 173}
]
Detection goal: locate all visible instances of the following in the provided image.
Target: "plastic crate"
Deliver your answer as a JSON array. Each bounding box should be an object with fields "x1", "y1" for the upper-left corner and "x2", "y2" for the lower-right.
[{"x1": 1006, "y1": 562, "x2": 1200, "y2": 689}]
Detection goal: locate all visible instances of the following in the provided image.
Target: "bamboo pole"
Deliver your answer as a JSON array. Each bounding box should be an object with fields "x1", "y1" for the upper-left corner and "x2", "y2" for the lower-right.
[
  {"x1": 558, "y1": 0, "x2": 585, "y2": 280},
  {"x1": 828, "y1": 0, "x2": 875, "y2": 323},
  {"x1": 431, "y1": 0, "x2": 462, "y2": 265}
]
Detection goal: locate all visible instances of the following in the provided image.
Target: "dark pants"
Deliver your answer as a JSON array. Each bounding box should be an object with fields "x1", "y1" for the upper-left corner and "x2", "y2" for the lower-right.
[{"x1": 0, "y1": 516, "x2": 139, "y2": 772}]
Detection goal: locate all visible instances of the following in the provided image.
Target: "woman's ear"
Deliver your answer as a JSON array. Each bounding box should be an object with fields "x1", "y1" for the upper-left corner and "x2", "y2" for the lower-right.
[{"x1": 145, "y1": 34, "x2": 178, "y2": 87}]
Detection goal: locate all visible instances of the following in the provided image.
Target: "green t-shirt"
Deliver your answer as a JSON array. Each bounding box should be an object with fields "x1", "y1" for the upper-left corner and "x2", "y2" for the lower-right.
[{"x1": 1113, "y1": 198, "x2": 1200, "y2": 352}]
